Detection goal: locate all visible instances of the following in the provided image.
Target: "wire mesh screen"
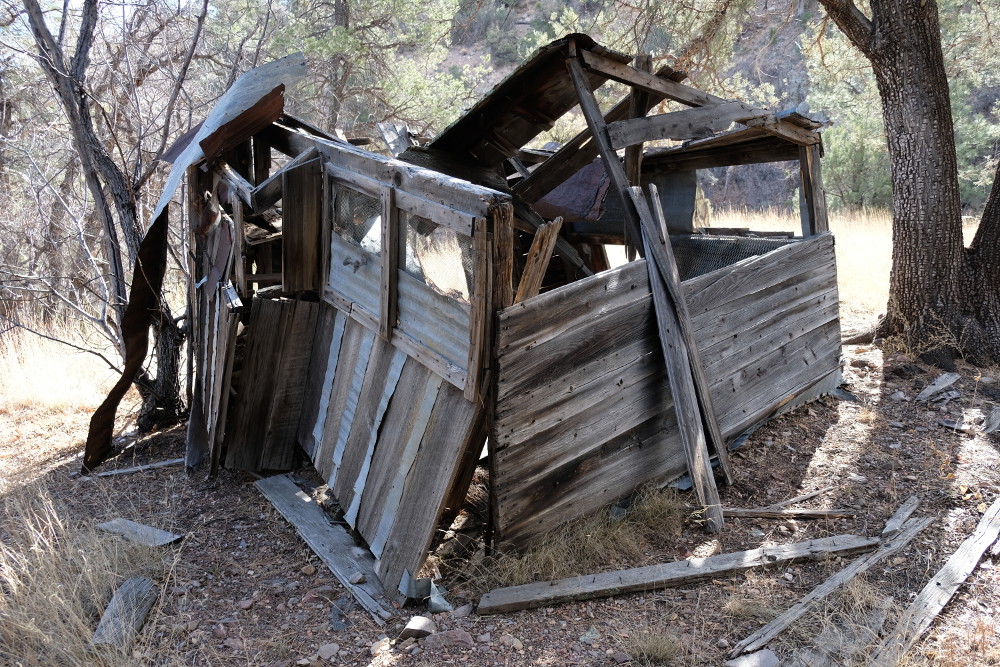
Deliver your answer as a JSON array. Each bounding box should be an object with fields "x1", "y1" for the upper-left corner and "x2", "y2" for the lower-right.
[
  {"x1": 401, "y1": 212, "x2": 474, "y2": 304},
  {"x1": 334, "y1": 187, "x2": 382, "y2": 255},
  {"x1": 670, "y1": 235, "x2": 796, "y2": 281}
]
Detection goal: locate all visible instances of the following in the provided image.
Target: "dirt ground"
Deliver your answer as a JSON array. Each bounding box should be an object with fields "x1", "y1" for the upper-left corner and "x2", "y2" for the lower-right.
[{"x1": 2, "y1": 341, "x2": 1000, "y2": 666}]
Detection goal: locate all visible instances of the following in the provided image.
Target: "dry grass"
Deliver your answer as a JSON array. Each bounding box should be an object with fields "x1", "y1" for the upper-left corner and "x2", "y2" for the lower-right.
[
  {"x1": 0, "y1": 325, "x2": 117, "y2": 414},
  {"x1": 0, "y1": 482, "x2": 172, "y2": 666},
  {"x1": 621, "y1": 624, "x2": 689, "y2": 666},
  {"x1": 463, "y1": 485, "x2": 687, "y2": 591}
]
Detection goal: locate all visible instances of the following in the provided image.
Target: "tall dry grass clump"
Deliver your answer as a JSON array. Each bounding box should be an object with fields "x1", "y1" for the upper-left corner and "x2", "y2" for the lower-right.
[
  {"x1": 464, "y1": 485, "x2": 687, "y2": 592},
  {"x1": 0, "y1": 482, "x2": 168, "y2": 666},
  {"x1": 0, "y1": 323, "x2": 117, "y2": 413}
]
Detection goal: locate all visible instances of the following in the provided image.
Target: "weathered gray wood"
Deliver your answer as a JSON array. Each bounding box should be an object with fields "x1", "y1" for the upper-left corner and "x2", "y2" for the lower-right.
[
  {"x1": 91, "y1": 576, "x2": 158, "y2": 651},
  {"x1": 340, "y1": 344, "x2": 407, "y2": 527},
  {"x1": 639, "y1": 205, "x2": 723, "y2": 531},
  {"x1": 96, "y1": 519, "x2": 183, "y2": 547},
  {"x1": 644, "y1": 185, "x2": 734, "y2": 485},
  {"x1": 375, "y1": 381, "x2": 484, "y2": 597},
  {"x1": 261, "y1": 300, "x2": 320, "y2": 470},
  {"x1": 916, "y1": 372, "x2": 961, "y2": 401},
  {"x1": 327, "y1": 324, "x2": 376, "y2": 487},
  {"x1": 566, "y1": 54, "x2": 643, "y2": 254},
  {"x1": 478, "y1": 534, "x2": 879, "y2": 615},
  {"x1": 306, "y1": 308, "x2": 347, "y2": 462},
  {"x1": 607, "y1": 102, "x2": 765, "y2": 149},
  {"x1": 282, "y1": 157, "x2": 323, "y2": 292},
  {"x1": 723, "y1": 507, "x2": 854, "y2": 519},
  {"x1": 93, "y1": 458, "x2": 184, "y2": 477},
  {"x1": 882, "y1": 495, "x2": 920, "y2": 537},
  {"x1": 514, "y1": 217, "x2": 563, "y2": 303},
  {"x1": 251, "y1": 147, "x2": 317, "y2": 210},
  {"x1": 263, "y1": 122, "x2": 509, "y2": 221},
  {"x1": 731, "y1": 515, "x2": 934, "y2": 658},
  {"x1": 365, "y1": 371, "x2": 443, "y2": 557},
  {"x1": 396, "y1": 268, "x2": 471, "y2": 369},
  {"x1": 255, "y1": 474, "x2": 393, "y2": 624},
  {"x1": 297, "y1": 305, "x2": 337, "y2": 459},
  {"x1": 798, "y1": 143, "x2": 828, "y2": 235},
  {"x1": 770, "y1": 485, "x2": 835, "y2": 509},
  {"x1": 870, "y1": 496, "x2": 1000, "y2": 666},
  {"x1": 379, "y1": 185, "x2": 399, "y2": 340}
]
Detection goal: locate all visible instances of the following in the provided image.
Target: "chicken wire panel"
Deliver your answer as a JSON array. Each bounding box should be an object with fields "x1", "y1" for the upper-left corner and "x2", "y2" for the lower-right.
[
  {"x1": 671, "y1": 235, "x2": 796, "y2": 281},
  {"x1": 334, "y1": 186, "x2": 382, "y2": 255},
  {"x1": 400, "y1": 211, "x2": 475, "y2": 305}
]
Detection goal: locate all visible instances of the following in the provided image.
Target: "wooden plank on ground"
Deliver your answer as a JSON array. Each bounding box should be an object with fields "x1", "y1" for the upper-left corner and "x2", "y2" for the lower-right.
[
  {"x1": 869, "y1": 496, "x2": 1000, "y2": 666},
  {"x1": 93, "y1": 458, "x2": 184, "y2": 477},
  {"x1": 723, "y1": 507, "x2": 854, "y2": 520},
  {"x1": 255, "y1": 474, "x2": 393, "y2": 624},
  {"x1": 731, "y1": 510, "x2": 933, "y2": 658},
  {"x1": 478, "y1": 533, "x2": 879, "y2": 615},
  {"x1": 96, "y1": 519, "x2": 183, "y2": 547},
  {"x1": 91, "y1": 576, "x2": 158, "y2": 652}
]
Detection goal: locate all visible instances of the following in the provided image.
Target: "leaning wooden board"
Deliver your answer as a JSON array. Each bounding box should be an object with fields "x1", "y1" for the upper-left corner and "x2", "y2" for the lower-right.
[
  {"x1": 492, "y1": 233, "x2": 841, "y2": 549},
  {"x1": 301, "y1": 301, "x2": 486, "y2": 599}
]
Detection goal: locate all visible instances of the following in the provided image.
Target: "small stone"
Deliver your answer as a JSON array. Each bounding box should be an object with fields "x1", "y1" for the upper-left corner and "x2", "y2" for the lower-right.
[
  {"x1": 451, "y1": 602, "x2": 473, "y2": 619},
  {"x1": 296, "y1": 659, "x2": 312, "y2": 666},
  {"x1": 317, "y1": 642, "x2": 340, "y2": 660},
  {"x1": 477, "y1": 632, "x2": 491, "y2": 643},
  {"x1": 890, "y1": 391, "x2": 908, "y2": 401},
  {"x1": 370, "y1": 637, "x2": 391, "y2": 655},
  {"x1": 848, "y1": 473, "x2": 868, "y2": 483},
  {"x1": 889, "y1": 421, "x2": 905, "y2": 429},
  {"x1": 170, "y1": 586, "x2": 187, "y2": 596},
  {"x1": 348, "y1": 572, "x2": 365, "y2": 585},
  {"x1": 301, "y1": 565, "x2": 317, "y2": 576},
  {"x1": 611, "y1": 651, "x2": 632, "y2": 664},
  {"x1": 717, "y1": 637, "x2": 731, "y2": 649},
  {"x1": 782, "y1": 572, "x2": 795, "y2": 582},
  {"x1": 750, "y1": 528, "x2": 766, "y2": 538},
  {"x1": 212, "y1": 624, "x2": 228, "y2": 639},
  {"x1": 398, "y1": 615, "x2": 436, "y2": 640},
  {"x1": 238, "y1": 599, "x2": 254, "y2": 609},
  {"x1": 915, "y1": 426, "x2": 929, "y2": 432},
  {"x1": 579, "y1": 626, "x2": 600, "y2": 644},
  {"x1": 423, "y1": 628, "x2": 474, "y2": 649},
  {"x1": 398, "y1": 638, "x2": 416, "y2": 650},
  {"x1": 725, "y1": 648, "x2": 781, "y2": 667},
  {"x1": 186, "y1": 619, "x2": 201, "y2": 632},
  {"x1": 223, "y1": 637, "x2": 244, "y2": 651}
]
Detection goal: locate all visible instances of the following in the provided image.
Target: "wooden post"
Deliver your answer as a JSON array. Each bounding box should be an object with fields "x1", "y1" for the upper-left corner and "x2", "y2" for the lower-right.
[
  {"x1": 799, "y1": 143, "x2": 828, "y2": 236},
  {"x1": 514, "y1": 217, "x2": 562, "y2": 303},
  {"x1": 633, "y1": 187, "x2": 725, "y2": 532},
  {"x1": 565, "y1": 50, "x2": 644, "y2": 256},
  {"x1": 379, "y1": 184, "x2": 399, "y2": 341},
  {"x1": 646, "y1": 184, "x2": 734, "y2": 485},
  {"x1": 624, "y1": 54, "x2": 651, "y2": 261}
]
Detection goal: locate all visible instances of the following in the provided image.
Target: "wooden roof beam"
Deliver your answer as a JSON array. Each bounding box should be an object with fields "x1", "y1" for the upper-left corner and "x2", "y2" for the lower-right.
[{"x1": 580, "y1": 48, "x2": 821, "y2": 146}]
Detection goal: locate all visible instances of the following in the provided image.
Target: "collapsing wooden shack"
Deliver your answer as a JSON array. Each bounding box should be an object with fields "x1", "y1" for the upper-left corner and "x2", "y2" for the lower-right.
[{"x1": 87, "y1": 34, "x2": 841, "y2": 602}]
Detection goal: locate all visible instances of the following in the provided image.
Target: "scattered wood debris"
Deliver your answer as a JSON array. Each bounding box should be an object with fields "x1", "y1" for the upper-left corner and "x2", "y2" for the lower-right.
[
  {"x1": 477, "y1": 534, "x2": 878, "y2": 615},
  {"x1": 91, "y1": 576, "x2": 158, "y2": 652},
  {"x1": 96, "y1": 518, "x2": 183, "y2": 547},
  {"x1": 730, "y1": 499, "x2": 932, "y2": 658},
  {"x1": 722, "y1": 507, "x2": 854, "y2": 520},
  {"x1": 869, "y1": 495, "x2": 1000, "y2": 665},
  {"x1": 92, "y1": 457, "x2": 185, "y2": 477}
]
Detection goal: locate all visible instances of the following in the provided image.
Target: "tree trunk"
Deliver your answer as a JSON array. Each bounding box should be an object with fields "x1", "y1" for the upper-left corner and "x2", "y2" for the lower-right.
[
  {"x1": 819, "y1": 0, "x2": 1000, "y2": 365},
  {"x1": 23, "y1": 0, "x2": 186, "y2": 427}
]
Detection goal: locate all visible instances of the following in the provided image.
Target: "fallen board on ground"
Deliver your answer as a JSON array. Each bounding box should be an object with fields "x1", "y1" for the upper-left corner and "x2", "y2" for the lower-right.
[{"x1": 477, "y1": 533, "x2": 878, "y2": 614}]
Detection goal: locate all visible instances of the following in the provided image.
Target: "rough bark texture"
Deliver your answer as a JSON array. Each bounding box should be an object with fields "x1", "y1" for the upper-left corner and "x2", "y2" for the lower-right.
[
  {"x1": 24, "y1": 0, "x2": 185, "y2": 430},
  {"x1": 819, "y1": 0, "x2": 1000, "y2": 365}
]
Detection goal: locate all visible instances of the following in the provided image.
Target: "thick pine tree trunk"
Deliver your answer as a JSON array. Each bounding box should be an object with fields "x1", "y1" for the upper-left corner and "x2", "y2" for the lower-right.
[{"x1": 820, "y1": 0, "x2": 1000, "y2": 365}]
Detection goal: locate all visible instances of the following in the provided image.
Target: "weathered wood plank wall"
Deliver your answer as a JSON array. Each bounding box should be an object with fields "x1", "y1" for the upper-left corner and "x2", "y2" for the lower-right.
[{"x1": 492, "y1": 232, "x2": 841, "y2": 549}]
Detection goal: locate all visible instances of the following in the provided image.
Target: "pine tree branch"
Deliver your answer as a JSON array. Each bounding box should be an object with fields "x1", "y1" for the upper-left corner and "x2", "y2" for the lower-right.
[{"x1": 817, "y1": 0, "x2": 876, "y2": 58}]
